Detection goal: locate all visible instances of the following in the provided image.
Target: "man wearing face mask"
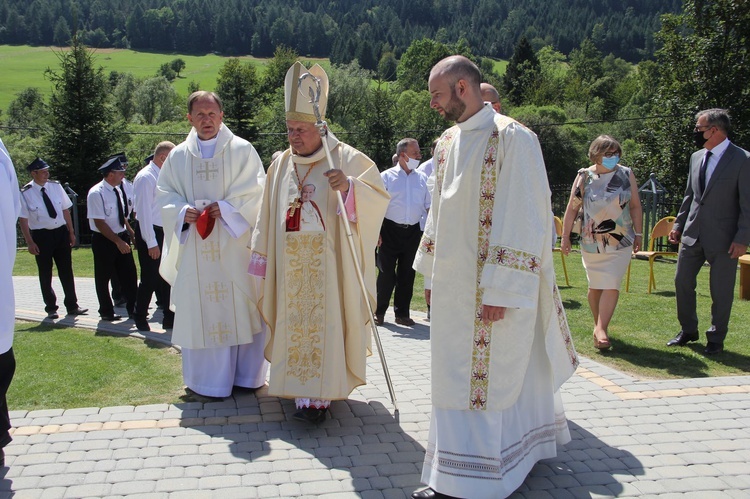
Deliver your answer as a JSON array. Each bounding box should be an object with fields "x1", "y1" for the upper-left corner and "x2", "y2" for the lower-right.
[
  {"x1": 667, "y1": 108, "x2": 750, "y2": 355},
  {"x1": 374, "y1": 138, "x2": 431, "y2": 327}
]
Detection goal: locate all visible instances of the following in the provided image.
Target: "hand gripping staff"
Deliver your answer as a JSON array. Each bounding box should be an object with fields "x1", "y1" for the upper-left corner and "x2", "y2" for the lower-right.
[{"x1": 297, "y1": 72, "x2": 398, "y2": 413}]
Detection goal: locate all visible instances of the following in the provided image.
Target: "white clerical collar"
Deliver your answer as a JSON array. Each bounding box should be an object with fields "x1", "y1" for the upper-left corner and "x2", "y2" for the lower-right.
[
  {"x1": 198, "y1": 136, "x2": 218, "y2": 159},
  {"x1": 457, "y1": 105, "x2": 495, "y2": 131}
]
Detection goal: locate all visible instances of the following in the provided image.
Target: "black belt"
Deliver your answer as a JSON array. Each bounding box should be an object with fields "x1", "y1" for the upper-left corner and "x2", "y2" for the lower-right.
[
  {"x1": 31, "y1": 226, "x2": 66, "y2": 233},
  {"x1": 384, "y1": 218, "x2": 419, "y2": 229}
]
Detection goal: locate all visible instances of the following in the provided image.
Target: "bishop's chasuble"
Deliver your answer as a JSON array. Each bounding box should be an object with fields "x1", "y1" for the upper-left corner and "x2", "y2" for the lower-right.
[
  {"x1": 414, "y1": 106, "x2": 579, "y2": 497},
  {"x1": 250, "y1": 133, "x2": 389, "y2": 401},
  {"x1": 158, "y1": 124, "x2": 266, "y2": 350}
]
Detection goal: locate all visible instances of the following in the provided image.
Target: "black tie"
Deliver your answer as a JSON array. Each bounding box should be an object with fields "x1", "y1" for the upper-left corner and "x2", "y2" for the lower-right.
[
  {"x1": 119, "y1": 185, "x2": 129, "y2": 218},
  {"x1": 40, "y1": 186, "x2": 58, "y2": 219},
  {"x1": 114, "y1": 187, "x2": 126, "y2": 227},
  {"x1": 699, "y1": 150, "x2": 712, "y2": 193}
]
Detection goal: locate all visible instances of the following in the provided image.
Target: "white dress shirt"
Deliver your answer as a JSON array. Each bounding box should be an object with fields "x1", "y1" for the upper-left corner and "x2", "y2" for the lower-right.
[
  {"x1": 87, "y1": 180, "x2": 128, "y2": 233},
  {"x1": 380, "y1": 165, "x2": 431, "y2": 226},
  {"x1": 133, "y1": 161, "x2": 162, "y2": 248},
  {"x1": 19, "y1": 180, "x2": 72, "y2": 230}
]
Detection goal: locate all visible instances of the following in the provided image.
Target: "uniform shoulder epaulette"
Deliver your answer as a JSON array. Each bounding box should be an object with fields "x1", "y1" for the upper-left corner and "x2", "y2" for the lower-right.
[
  {"x1": 21, "y1": 183, "x2": 32, "y2": 192},
  {"x1": 48, "y1": 179, "x2": 61, "y2": 184}
]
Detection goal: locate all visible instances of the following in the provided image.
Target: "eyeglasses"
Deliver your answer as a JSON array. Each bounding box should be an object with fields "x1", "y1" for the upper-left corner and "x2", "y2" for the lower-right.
[
  {"x1": 603, "y1": 151, "x2": 619, "y2": 158},
  {"x1": 694, "y1": 125, "x2": 713, "y2": 132}
]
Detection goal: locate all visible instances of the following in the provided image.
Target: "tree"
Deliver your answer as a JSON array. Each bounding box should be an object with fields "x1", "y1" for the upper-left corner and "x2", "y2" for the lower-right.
[
  {"x1": 53, "y1": 17, "x2": 71, "y2": 46},
  {"x1": 6, "y1": 88, "x2": 47, "y2": 135},
  {"x1": 170, "y1": 58, "x2": 186, "y2": 78},
  {"x1": 396, "y1": 38, "x2": 452, "y2": 92},
  {"x1": 260, "y1": 46, "x2": 300, "y2": 102},
  {"x1": 133, "y1": 77, "x2": 181, "y2": 124},
  {"x1": 326, "y1": 61, "x2": 373, "y2": 130},
  {"x1": 640, "y1": 0, "x2": 750, "y2": 194},
  {"x1": 43, "y1": 38, "x2": 122, "y2": 195},
  {"x1": 215, "y1": 58, "x2": 261, "y2": 141},
  {"x1": 157, "y1": 63, "x2": 177, "y2": 81},
  {"x1": 502, "y1": 36, "x2": 541, "y2": 106}
]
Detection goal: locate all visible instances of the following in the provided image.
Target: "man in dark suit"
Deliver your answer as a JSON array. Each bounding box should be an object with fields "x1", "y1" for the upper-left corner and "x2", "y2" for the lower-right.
[{"x1": 667, "y1": 108, "x2": 750, "y2": 355}]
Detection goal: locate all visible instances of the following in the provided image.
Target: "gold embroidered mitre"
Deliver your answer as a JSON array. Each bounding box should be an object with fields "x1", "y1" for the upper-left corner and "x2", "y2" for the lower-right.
[{"x1": 285, "y1": 61, "x2": 329, "y2": 123}]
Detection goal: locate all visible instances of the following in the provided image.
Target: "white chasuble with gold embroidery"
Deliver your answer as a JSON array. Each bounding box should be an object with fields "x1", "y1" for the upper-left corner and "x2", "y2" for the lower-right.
[
  {"x1": 158, "y1": 124, "x2": 266, "y2": 349},
  {"x1": 414, "y1": 106, "x2": 579, "y2": 413},
  {"x1": 250, "y1": 134, "x2": 389, "y2": 401}
]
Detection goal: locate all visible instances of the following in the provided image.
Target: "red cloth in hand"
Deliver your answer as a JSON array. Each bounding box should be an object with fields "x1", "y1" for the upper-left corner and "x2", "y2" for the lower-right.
[{"x1": 196, "y1": 208, "x2": 215, "y2": 239}]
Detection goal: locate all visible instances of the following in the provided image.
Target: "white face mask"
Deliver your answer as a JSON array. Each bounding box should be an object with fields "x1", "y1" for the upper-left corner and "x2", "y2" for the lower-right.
[{"x1": 406, "y1": 157, "x2": 421, "y2": 171}]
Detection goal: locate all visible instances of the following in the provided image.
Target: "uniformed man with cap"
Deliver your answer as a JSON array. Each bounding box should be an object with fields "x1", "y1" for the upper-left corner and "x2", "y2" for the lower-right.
[
  {"x1": 86, "y1": 156, "x2": 138, "y2": 321},
  {"x1": 106, "y1": 152, "x2": 135, "y2": 307},
  {"x1": 19, "y1": 158, "x2": 87, "y2": 319}
]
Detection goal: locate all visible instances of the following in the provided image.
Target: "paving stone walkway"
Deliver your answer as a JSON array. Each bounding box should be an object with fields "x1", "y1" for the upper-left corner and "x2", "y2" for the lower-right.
[{"x1": 5, "y1": 276, "x2": 750, "y2": 498}]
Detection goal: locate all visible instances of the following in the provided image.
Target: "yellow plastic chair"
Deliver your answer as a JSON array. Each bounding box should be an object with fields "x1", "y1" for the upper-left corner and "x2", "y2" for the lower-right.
[
  {"x1": 625, "y1": 216, "x2": 677, "y2": 293},
  {"x1": 553, "y1": 216, "x2": 570, "y2": 286}
]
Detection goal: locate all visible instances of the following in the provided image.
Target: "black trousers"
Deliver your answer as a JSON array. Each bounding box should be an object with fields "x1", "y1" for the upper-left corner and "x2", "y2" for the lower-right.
[
  {"x1": 134, "y1": 224, "x2": 173, "y2": 322},
  {"x1": 375, "y1": 219, "x2": 423, "y2": 318},
  {"x1": 92, "y1": 232, "x2": 137, "y2": 317},
  {"x1": 31, "y1": 226, "x2": 79, "y2": 313},
  {"x1": 0, "y1": 348, "x2": 15, "y2": 449}
]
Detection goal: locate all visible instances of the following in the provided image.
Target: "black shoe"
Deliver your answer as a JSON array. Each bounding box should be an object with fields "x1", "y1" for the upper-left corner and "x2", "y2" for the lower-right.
[
  {"x1": 411, "y1": 487, "x2": 459, "y2": 499},
  {"x1": 185, "y1": 387, "x2": 225, "y2": 403},
  {"x1": 374, "y1": 314, "x2": 385, "y2": 326},
  {"x1": 135, "y1": 319, "x2": 150, "y2": 332},
  {"x1": 100, "y1": 314, "x2": 122, "y2": 321},
  {"x1": 67, "y1": 308, "x2": 88, "y2": 316},
  {"x1": 293, "y1": 407, "x2": 327, "y2": 424},
  {"x1": 666, "y1": 330, "x2": 699, "y2": 347},
  {"x1": 162, "y1": 316, "x2": 174, "y2": 329},
  {"x1": 704, "y1": 342, "x2": 724, "y2": 355},
  {"x1": 46, "y1": 312, "x2": 59, "y2": 320},
  {"x1": 395, "y1": 316, "x2": 416, "y2": 326}
]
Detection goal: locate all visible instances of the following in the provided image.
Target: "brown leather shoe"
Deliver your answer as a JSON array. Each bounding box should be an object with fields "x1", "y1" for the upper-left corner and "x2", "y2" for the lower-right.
[
  {"x1": 374, "y1": 314, "x2": 385, "y2": 326},
  {"x1": 395, "y1": 316, "x2": 415, "y2": 326}
]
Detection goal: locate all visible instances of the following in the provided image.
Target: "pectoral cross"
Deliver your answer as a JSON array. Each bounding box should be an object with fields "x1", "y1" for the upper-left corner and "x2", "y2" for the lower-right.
[{"x1": 289, "y1": 197, "x2": 301, "y2": 217}]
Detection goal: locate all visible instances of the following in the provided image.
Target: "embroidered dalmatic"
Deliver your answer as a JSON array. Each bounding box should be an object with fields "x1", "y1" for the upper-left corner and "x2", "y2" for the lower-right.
[
  {"x1": 158, "y1": 124, "x2": 266, "y2": 349},
  {"x1": 413, "y1": 106, "x2": 578, "y2": 497},
  {"x1": 249, "y1": 134, "x2": 389, "y2": 401}
]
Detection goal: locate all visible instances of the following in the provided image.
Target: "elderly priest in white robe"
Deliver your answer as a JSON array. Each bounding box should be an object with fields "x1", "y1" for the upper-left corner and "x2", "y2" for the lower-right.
[
  {"x1": 411, "y1": 56, "x2": 579, "y2": 499},
  {"x1": 249, "y1": 62, "x2": 389, "y2": 424},
  {"x1": 158, "y1": 91, "x2": 268, "y2": 399}
]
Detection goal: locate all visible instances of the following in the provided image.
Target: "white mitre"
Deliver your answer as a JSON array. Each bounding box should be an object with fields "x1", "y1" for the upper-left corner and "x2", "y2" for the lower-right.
[{"x1": 284, "y1": 61, "x2": 329, "y2": 123}]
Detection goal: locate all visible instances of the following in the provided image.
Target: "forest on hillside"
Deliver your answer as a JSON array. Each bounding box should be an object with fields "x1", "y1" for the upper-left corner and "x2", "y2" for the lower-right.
[{"x1": 0, "y1": 0, "x2": 681, "y2": 65}]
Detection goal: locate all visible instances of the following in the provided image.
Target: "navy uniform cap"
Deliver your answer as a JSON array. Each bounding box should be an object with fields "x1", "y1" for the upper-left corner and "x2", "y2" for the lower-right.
[
  {"x1": 107, "y1": 152, "x2": 128, "y2": 166},
  {"x1": 144, "y1": 154, "x2": 154, "y2": 165},
  {"x1": 98, "y1": 156, "x2": 126, "y2": 175},
  {"x1": 27, "y1": 157, "x2": 50, "y2": 172}
]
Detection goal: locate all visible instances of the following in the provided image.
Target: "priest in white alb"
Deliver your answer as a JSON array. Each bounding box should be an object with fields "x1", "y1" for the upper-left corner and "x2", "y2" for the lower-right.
[
  {"x1": 411, "y1": 56, "x2": 579, "y2": 499},
  {"x1": 249, "y1": 62, "x2": 389, "y2": 423},
  {"x1": 0, "y1": 138, "x2": 20, "y2": 466},
  {"x1": 158, "y1": 91, "x2": 268, "y2": 399}
]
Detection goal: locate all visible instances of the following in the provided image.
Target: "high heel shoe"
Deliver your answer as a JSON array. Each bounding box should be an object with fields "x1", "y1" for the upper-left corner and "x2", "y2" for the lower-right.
[{"x1": 593, "y1": 332, "x2": 611, "y2": 350}]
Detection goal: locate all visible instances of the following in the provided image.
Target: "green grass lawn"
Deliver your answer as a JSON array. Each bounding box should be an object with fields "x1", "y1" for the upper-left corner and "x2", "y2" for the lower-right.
[
  {"x1": 553, "y1": 251, "x2": 750, "y2": 380},
  {"x1": 8, "y1": 321, "x2": 185, "y2": 411},
  {"x1": 0, "y1": 44, "x2": 325, "y2": 111},
  {"x1": 11, "y1": 246, "x2": 750, "y2": 412}
]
